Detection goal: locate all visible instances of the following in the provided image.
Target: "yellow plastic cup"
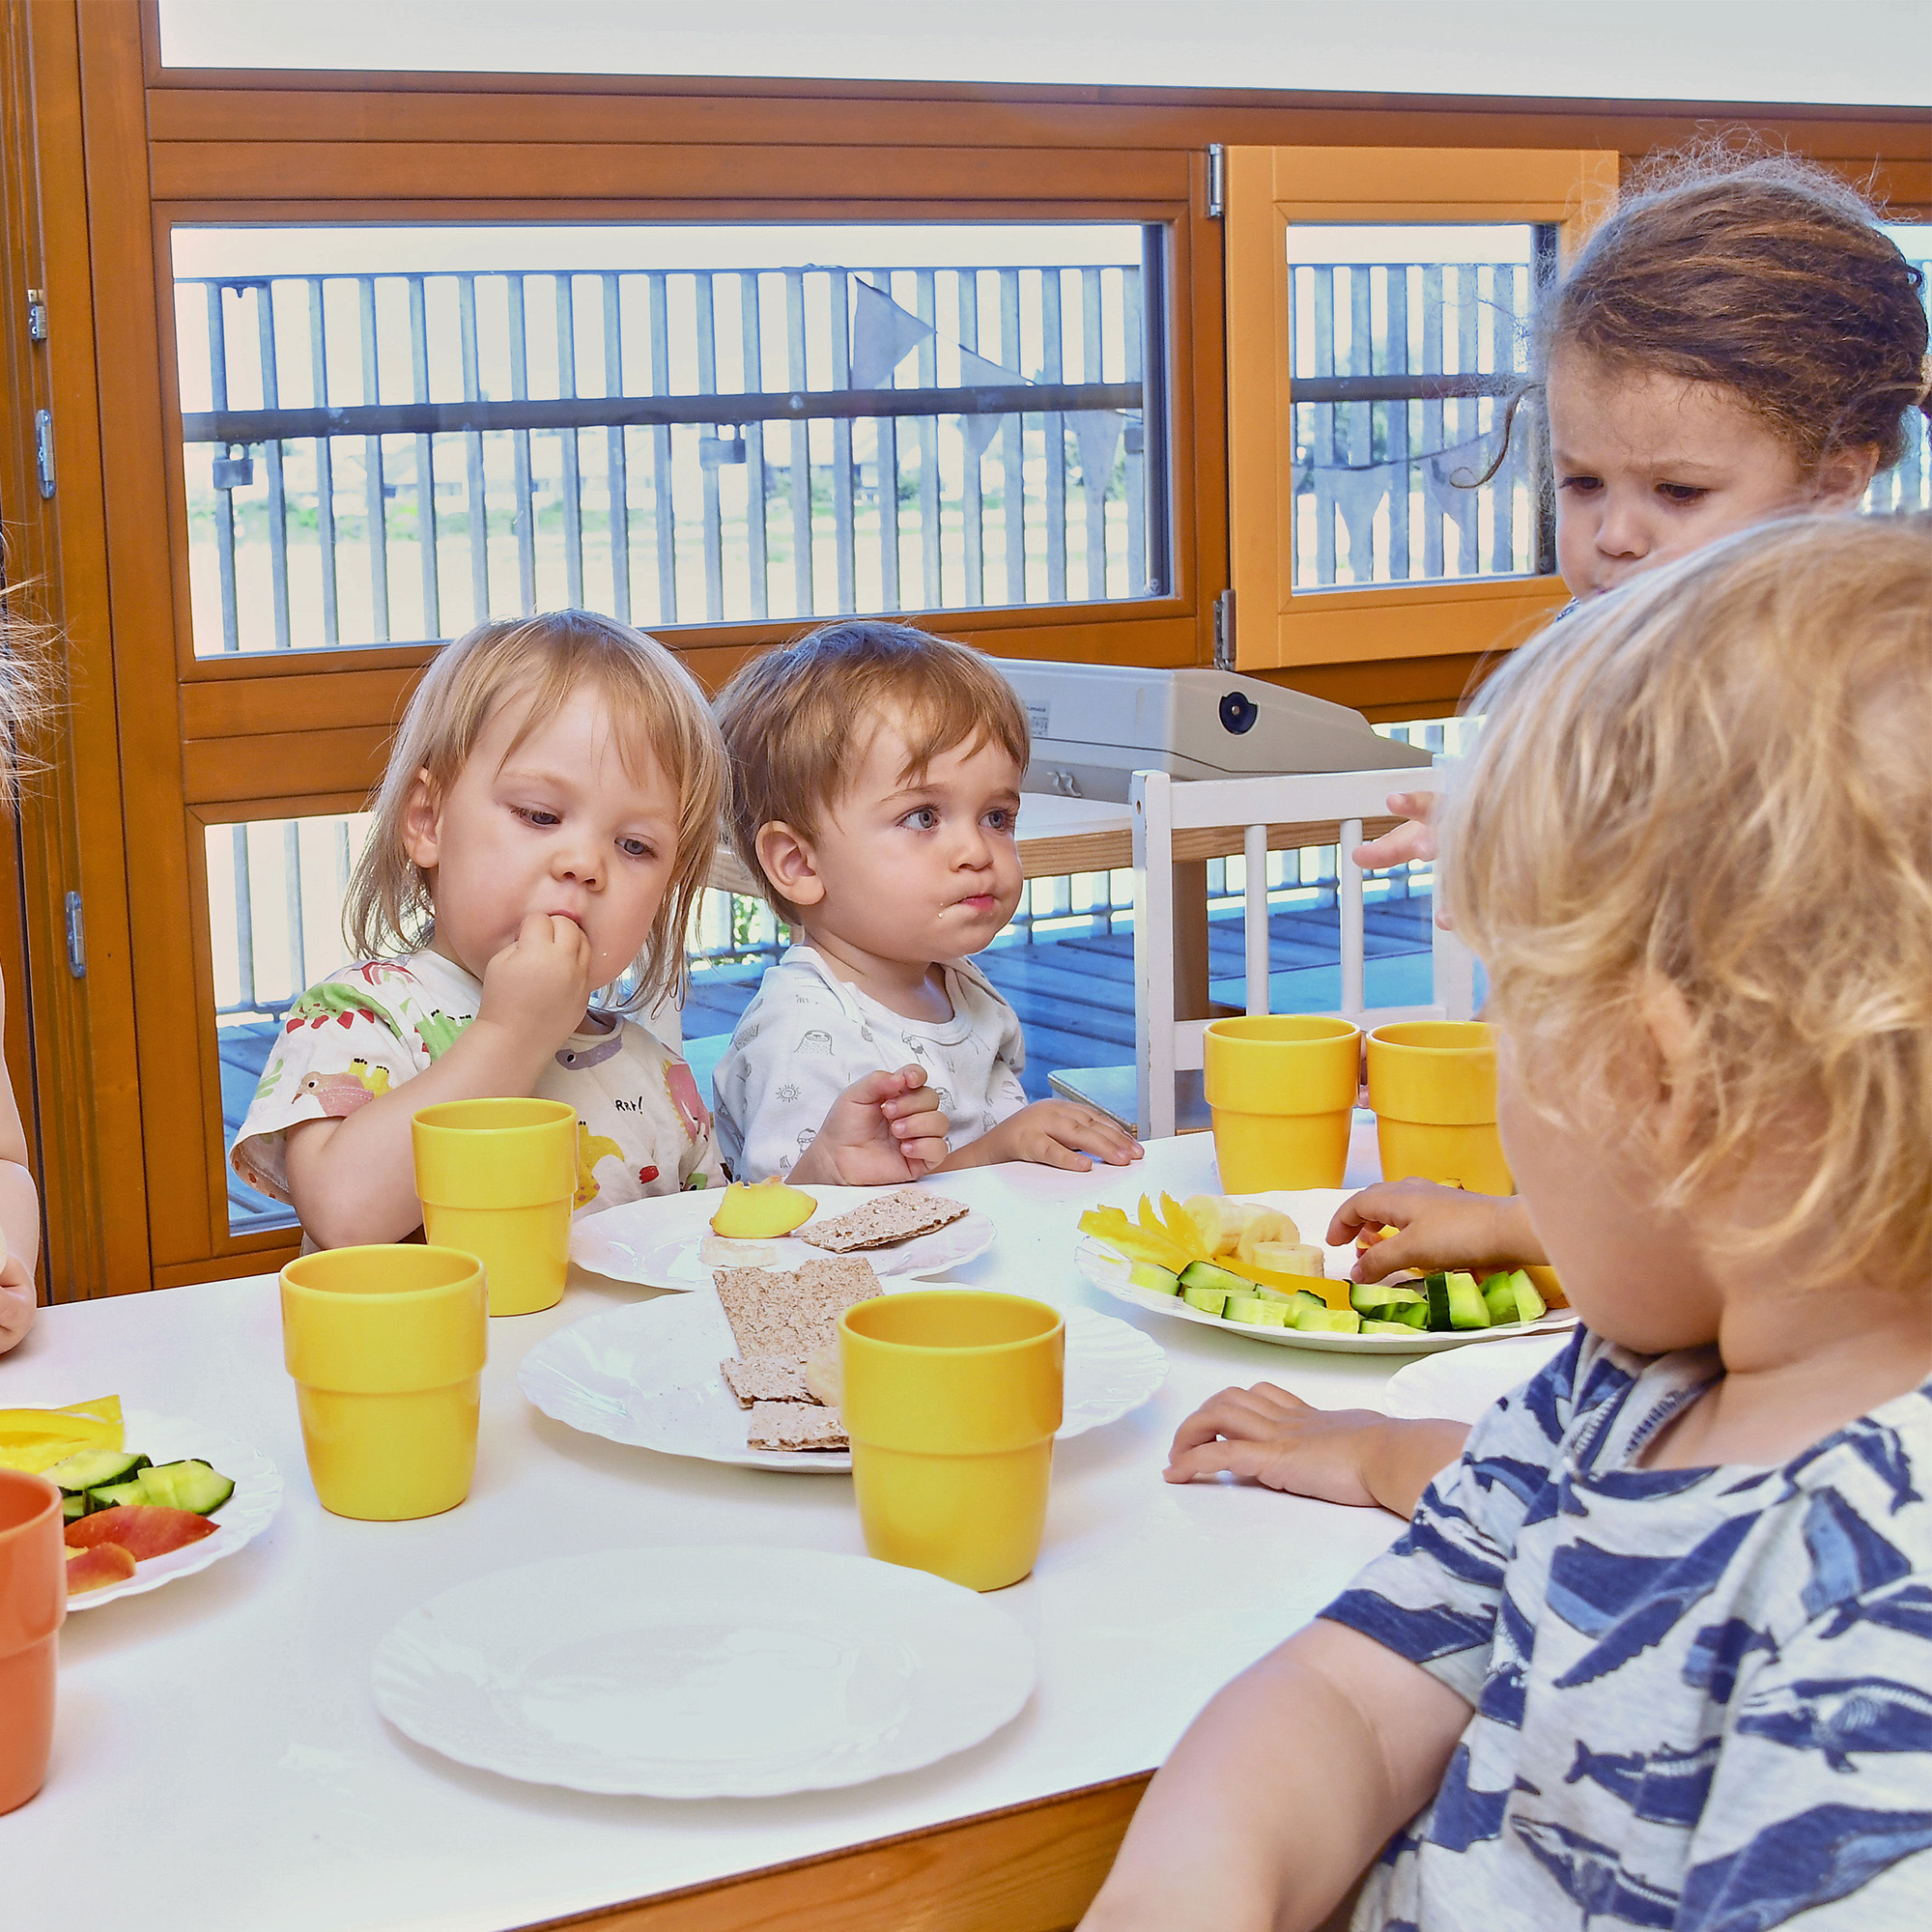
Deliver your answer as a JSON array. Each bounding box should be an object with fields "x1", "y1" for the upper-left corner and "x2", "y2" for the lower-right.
[
  {"x1": 280, "y1": 1244, "x2": 488, "y2": 1520},
  {"x1": 839, "y1": 1291, "x2": 1064, "y2": 1593},
  {"x1": 1365, "y1": 1020, "x2": 1514, "y2": 1196},
  {"x1": 1202, "y1": 1014, "x2": 1362, "y2": 1191},
  {"x1": 412, "y1": 1097, "x2": 577, "y2": 1316}
]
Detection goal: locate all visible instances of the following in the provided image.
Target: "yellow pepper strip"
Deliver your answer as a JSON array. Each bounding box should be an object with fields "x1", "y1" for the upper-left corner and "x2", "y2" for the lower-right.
[
  {"x1": 1215, "y1": 1259, "x2": 1352, "y2": 1313},
  {"x1": 0, "y1": 1400, "x2": 124, "y2": 1473},
  {"x1": 1079, "y1": 1208, "x2": 1189, "y2": 1273},
  {"x1": 1157, "y1": 1193, "x2": 1211, "y2": 1263}
]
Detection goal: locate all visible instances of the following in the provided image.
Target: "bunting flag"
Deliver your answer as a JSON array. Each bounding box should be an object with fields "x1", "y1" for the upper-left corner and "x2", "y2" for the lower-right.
[
  {"x1": 1071, "y1": 410, "x2": 1124, "y2": 510},
  {"x1": 956, "y1": 349, "x2": 1024, "y2": 464},
  {"x1": 848, "y1": 280, "x2": 933, "y2": 392}
]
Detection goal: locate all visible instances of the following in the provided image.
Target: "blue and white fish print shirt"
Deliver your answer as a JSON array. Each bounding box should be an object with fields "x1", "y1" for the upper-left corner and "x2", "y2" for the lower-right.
[{"x1": 1322, "y1": 1331, "x2": 1932, "y2": 1930}]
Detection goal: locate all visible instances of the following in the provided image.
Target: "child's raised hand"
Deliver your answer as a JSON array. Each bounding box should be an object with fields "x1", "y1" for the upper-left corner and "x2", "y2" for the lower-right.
[
  {"x1": 1328, "y1": 1179, "x2": 1546, "y2": 1283},
  {"x1": 1165, "y1": 1381, "x2": 1469, "y2": 1518},
  {"x1": 946, "y1": 1099, "x2": 1142, "y2": 1173},
  {"x1": 1351, "y1": 789, "x2": 1438, "y2": 871},
  {"x1": 789, "y1": 1065, "x2": 951, "y2": 1186},
  {"x1": 476, "y1": 911, "x2": 594, "y2": 1054}
]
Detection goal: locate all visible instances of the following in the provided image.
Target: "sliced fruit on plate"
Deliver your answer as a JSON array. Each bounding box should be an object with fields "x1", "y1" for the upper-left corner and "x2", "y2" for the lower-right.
[
  {"x1": 66, "y1": 1543, "x2": 138, "y2": 1594},
  {"x1": 65, "y1": 1504, "x2": 218, "y2": 1560},
  {"x1": 709, "y1": 1177, "x2": 816, "y2": 1238}
]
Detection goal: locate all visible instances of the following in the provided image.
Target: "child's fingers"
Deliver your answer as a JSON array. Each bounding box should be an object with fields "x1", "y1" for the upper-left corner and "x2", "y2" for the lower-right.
[
  {"x1": 895, "y1": 1134, "x2": 950, "y2": 1172},
  {"x1": 1169, "y1": 1384, "x2": 1308, "y2": 1455},
  {"x1": 1163, "y1": 1436, "x2": 1289, "y2": 1486},
  {"x1": 1032, "y1": 1137, "x2": 1095, "y2": 1173},
  {"x1": 1325, "y1": 1186, "x2": 1404, "y2": 1247}
]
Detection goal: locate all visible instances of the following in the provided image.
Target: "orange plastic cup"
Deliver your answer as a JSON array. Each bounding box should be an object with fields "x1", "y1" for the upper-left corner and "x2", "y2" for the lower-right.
[
  {"x1": 1365, "y1": 1020, "x2": 1513, "y2": 1196},
  {"x1": 0, "y1": 1469, "x2": 65, "y2": 1814},
  {"x1": 1203, "y1": 1015, "x2": 1362, "y2": 1191}
]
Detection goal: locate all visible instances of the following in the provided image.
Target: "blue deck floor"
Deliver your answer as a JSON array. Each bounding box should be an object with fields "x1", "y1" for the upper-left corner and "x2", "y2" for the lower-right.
[{"x1": 219, "y1": 891, "x2": 1435, "y2": 1236}]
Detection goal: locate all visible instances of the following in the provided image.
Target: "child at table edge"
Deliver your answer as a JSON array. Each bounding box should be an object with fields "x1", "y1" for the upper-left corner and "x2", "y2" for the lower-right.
[
  {"x1": 0, "y1": 587, "x2": 46, "y2": 1353},
  {"x1": 1080, "y1": 511, "x2": 1932, "y2": 1932},
  {"x1": 231, "y1": 611, "x2": 950, "y2": 1250},
  {"x1": 1167, "y1": 145, "x2": 1932, "y2": 1513},
  {"x1": 709, "y1": 618, "x2": 1141, "y2": 1181}
]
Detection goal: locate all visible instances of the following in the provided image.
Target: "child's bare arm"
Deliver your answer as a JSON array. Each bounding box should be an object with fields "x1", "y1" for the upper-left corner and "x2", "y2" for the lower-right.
[
  {"x1": 287, "y1": 915, "x2": 590, "y2": 1247},
  {"x1": 1165, "y1": 1382, "x2": 1468, "y2": 1518},
  {"x1": 1080, "y1": 1620, "x2": 1469, "y2": 1932},
  {"x1": 0, "y1": 973, "x2": 40, "y2": 1350},
  {"x1": 1329, "y1": 1179, "x2": 1546, "y2": 1283},
  {"x1": 936, "y1": 1099, "x2": 1142, "y2": 1174}
]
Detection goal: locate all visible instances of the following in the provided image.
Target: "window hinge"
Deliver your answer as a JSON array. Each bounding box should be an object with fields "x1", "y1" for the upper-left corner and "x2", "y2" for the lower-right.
[
  {"x1": 34, "y1": 410, "x2": 54, "y2": 498},
  {"x1": 1206, "y1": 144, "x2": 1225, "y2": 220},
  {"x1": 64, "y1": 891, "x2": 85, "y2": 979},
  {"x1": 26, "y1": 288, "x2": 48, "y2": 343},
  {"x1": 1213, "y1": 588, "x2": 1236, "y2": 670}
]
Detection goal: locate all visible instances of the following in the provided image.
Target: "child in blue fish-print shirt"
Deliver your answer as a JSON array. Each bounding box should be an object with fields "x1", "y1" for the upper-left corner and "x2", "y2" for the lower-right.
[{"x1": 1081, "y1": 514, "x2": 1932, "y2": 1932}]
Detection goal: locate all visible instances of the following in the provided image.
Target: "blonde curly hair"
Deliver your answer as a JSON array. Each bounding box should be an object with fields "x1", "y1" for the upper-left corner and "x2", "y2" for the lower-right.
[
  {"x1": 1441, "y1": 512, "x2": 1931, "y2": 1296},
  {"x1": 344, "y1": 611, "x2": 728, "y2": 1012}
]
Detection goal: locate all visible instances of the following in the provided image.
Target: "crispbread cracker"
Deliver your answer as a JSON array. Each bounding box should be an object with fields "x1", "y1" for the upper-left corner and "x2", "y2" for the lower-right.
[
  {"x1": 719, "y1": 1355, "x2": 813, "y2": 1408},
  {"x1": 747, "y1": 1401, "x2": 848, "y2": 1452},
  {"x1": 712, "y1": 1255, "x2": 881, "y2": 1358},
  {"x1": 797, "y1": 1188, "x2": 970, "y2": 1253}
]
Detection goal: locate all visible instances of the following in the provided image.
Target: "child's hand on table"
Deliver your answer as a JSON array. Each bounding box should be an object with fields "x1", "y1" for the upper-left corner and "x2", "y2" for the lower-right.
[
  {"x1": 1328, "y1": 1179, "x2": 1546, "y2": 1283},
  {"x1": 940, "y1": 1099, "x2": 1142, "y2": 1174},
  {"x1": 789, "y1": 1065, "x2": 951, "y2": 1185},
  {"x1": 1165, "y1": 1382, "x2": 1468, "y2": 1518}
]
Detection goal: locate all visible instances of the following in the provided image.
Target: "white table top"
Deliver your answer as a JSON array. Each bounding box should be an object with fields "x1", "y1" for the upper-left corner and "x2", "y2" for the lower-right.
[{"x1": 5, "y1": 1136, "x2": 1413, "y2": 1932}]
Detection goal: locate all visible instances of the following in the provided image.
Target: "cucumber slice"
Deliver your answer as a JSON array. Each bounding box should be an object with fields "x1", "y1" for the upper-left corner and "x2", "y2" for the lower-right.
[
  {"x1": 62, "y1": 1493, "x2": 87, "y2": 1522},
  {"x1": 1481, "y1": 1271, "x2": 1519, "y2": 1321},
  {"x1": 1290, "y1": 1304, "x2": 1362, "y2": 1334},
  {"x1": 1424, "y1": 1273, "x2": 1453, "y2": 1330},
  {"x1": 43, "y1": 1448, "x2": 151, "y2": 1496},
  {"x1": 1254, "y1": 1299, "x2": 1292, "y2": 1327},
  {"x1": 1502, "y1": 1268, "x2": 1546, "y2": 1324},
  {"x1": 1128, "y1": 1261, "x2": 1180, "y2": 1295},
  {"x1": 1388, "y1": 1300, "x2": 1431, "y2": 1329},
  {"x1": 87, "y1": 1479, "x2": 152, "y2": 1511},
  {"x1": 1181, "y1": 1284, "x2": 1230, "y2": 1316},
  {"x1": 1446, "y1": 1271, "x2": 1492, "y2": 1329},
  {"x1": 1225, "y1": 1294, "x2": 1269, "y2": 1325},
  {"x1": 1350, "y1": 1281, "x2": 1425, "y2": 1317},
  {"x1": 137, "y1": 1461, "x2": 236, "y2": 1516},
  {"x1": 1362, "y1": 1318, "x2": 1426, "y2": 1336},
  {"x1": 1179, "y1": 1261, "x2": 1254, "y2": 1294}
]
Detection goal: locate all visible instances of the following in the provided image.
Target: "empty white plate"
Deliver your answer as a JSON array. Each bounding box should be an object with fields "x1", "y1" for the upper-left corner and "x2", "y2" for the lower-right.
[
  {"x1": 371, "y1": 1545, "x2": 1037, "y2": 1797},
  {"x1": 519, "y1": 1284, "x2": 1167, "y2": 1473}
]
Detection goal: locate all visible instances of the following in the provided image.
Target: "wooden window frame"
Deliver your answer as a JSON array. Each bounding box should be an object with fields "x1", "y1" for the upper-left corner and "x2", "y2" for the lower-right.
[{"x1": 1224, "y1": 144, "x2": 1617, "y2": 675}]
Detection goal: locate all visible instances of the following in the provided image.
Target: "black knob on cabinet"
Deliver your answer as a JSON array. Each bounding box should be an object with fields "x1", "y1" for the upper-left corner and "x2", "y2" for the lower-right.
[{"x1": 1218, "y1": 691, "x2": 1259, "y2": 735}]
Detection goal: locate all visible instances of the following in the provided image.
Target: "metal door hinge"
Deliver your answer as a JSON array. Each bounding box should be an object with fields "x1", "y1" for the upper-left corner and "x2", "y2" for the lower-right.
[
  {"x1": 64, "y1": 892, "x2": 85, "y2": 979},
  {"x1": 34, "y1": 410, "x2": 54, "y2": 498},
  {"x1": 1213, "y1": 588, "x2": 1236, "y2": 670},
  {"x1": 1206, "y1": 144, "x2": 1226, "y2": 219},
  {"x1": 26, "y1": 288, "x2": 48, "y2": 343}
]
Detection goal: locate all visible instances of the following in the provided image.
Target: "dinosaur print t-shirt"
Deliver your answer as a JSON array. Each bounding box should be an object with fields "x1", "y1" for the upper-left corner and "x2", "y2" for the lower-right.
[
  {"x1": 231, "y1": 950, "x2": 723, "y2": 1218},
  {"x1": 1321, "y1": 1330, "x2": 1932, "y2": 1931}
]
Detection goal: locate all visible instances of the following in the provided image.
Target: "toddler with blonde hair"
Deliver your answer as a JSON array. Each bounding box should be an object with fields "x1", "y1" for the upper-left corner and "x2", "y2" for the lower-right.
[{"x1": 1085, "y1": 512, "x2": 1932, "y2": 1932}]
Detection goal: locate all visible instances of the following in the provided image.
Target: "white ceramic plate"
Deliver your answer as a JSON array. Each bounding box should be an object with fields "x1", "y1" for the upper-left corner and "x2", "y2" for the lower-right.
[
  {"x1": 1075, "y1": 1187, "x2": 1576, "y2": 1356},
  {"x1": 519, "y1": 1283, "x2": 1167, "y2": 1474},
  {"x1": 371, "y1": 1544, "x2": 1036, "y2": 1797},
  {"x1": 64, "y1": 1409, "x2": 282, "y2": 1609},
  {"x1": 1381, "y1": 1333, "x2": 1571, "y2": 1423},
  {"x1": 570, "y1": 1184, "x2": 995, "y2": 1291}
]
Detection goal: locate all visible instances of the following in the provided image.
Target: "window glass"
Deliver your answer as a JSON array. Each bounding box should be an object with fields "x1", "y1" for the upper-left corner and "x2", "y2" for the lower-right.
[
  {"x1": 155, "y1": 0, "x2": 1924, "y2": 106},
  {"x1": 1286, "y1": 222, "x2": 1548, "y2": 592},
  {"x1": 174, "y1": 223, "x2": 1168, "y2": 656}
]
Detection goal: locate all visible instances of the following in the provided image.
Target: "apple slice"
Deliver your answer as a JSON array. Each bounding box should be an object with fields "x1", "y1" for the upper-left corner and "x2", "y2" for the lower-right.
[
  {"x1": 66, "y1": 1543, "x2": 138, "y2": 1594},
  {"x1": 709, "y1": 1177, "x2": 817, "y2": 1238}
]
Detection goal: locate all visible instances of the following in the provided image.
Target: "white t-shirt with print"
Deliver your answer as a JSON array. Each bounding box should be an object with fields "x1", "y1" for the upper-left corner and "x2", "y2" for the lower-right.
[
  {"x1": 231, "y1": 949, "x2": 724, "y2": 1221},
  {"x1": 712, "y1": 944, "x2": 1028, "y2": 1179}
]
